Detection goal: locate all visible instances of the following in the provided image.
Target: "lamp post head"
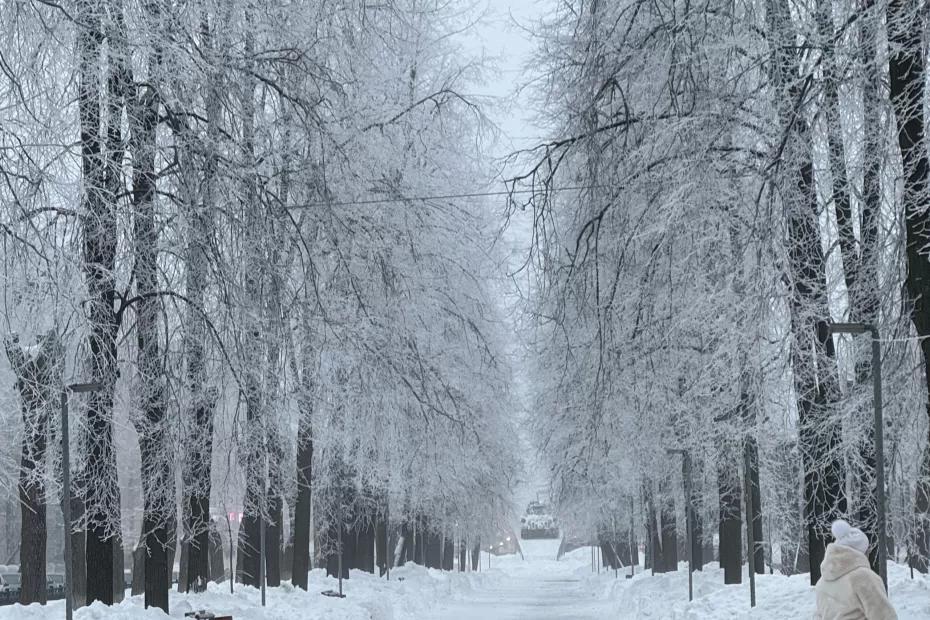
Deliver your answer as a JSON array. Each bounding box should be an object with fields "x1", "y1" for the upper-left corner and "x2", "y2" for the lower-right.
[
  {"x1": 68, "y1": 382, "x2": 102, "y2": 393},
  {"x1": 827, "y1": 322, "x2": 870, "y2": 335}
]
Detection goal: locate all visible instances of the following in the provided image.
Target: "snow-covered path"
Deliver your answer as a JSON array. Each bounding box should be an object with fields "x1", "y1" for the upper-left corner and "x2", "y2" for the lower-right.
[
  {"x1": 424, "y1": 540, "x2": 614, "y2": 620},
  {"x1": 425, "y1": 568, "x2": 611, "y2": 619}
]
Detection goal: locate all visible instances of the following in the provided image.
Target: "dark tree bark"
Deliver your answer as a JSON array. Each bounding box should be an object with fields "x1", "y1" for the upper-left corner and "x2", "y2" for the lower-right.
[
  {"x1": 209, "y1": 524, "x2": 225, "y2": 582},
  {"x1": 413, "y1": 516, "x2": 426, "y2": 565},
  {"x1": 76, "y1": 0, "x2": 125, "y2": 605},
  {"x1": 397, "y1": 522, "x2": 413, "y2": 566},
  {"x1": 264, "y1": 493, "x2": 283, "y2": 586},
  {"x1": 718, "y1": 445, "x2": 742, "y2": 584},
  {"x1": 598, "y1": 536, "x2": 618, "y2": 570},
  {"x1": 425, "y1": 527, "x2": 442, "y2": 569},
  {"x1": 851, "y1": 0, "x2": 883, "y2": 576},
  {"x1": 659, "y1": 491, "x2": 678, "y2": 573},
  {"x1": 643, "y1": 485, "x2": 661, "y2": 573},
  {"x1": 69, "y1": 490, "x2": 87, "y2": 608},
  {"x1": 354, "y1": 521, "x2": 375, "y2": 573},
  {"x1": 442, "y1": 538, "x2": 454, "y2": 571},
  {"x1": 458, "y1": 541, "x2": 466, "y2": 572},
  {"x1": 746, "y1": 438, "x2": 764, "y2": 574},
  {"x1": 290, "y1": 373, "x2": 313, "y2": 588},
  {"x1": 376, "y1": 514, "x2": 388, "y2": 576},
  {"x1": 236, "y1": 3, "x2": 266, "y2": 590},
  {"x1": 126, "y1": 0, "x2": 175, "y2": 605},
  {"x1": 177, "y1": 542, "x2": 189, "y2": 593},
  {"x1": 470, "y1": 540, "x2": 480, "y2": 571},
  {"x1": 6, "y1": 334, "x2": 61, "y2": 605},
  {"x1": 113, "y1": 538, "x2": 124, "y2": 603},
  {"x1": 887, "y1": 0, "x2": 930, "y2": 573},
  {"x1": 131, "y1": 540, "x2": 145, "y2": 596},
  {"x1": 238, "y1": 514, "x2": 262, "y2": 587},
  {"x1": 176, "y1": 9, "x2": 220, "y2": 597}
]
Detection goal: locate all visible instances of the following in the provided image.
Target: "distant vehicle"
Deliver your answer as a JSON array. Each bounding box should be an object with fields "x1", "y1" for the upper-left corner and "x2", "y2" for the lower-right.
[
  {"x1": 47, "y1": 574, "x2": 65, "y2": 595},
  {"x1": 0, "y1": 574, "x2": 20, "y2": 594},
  {"x1": 488, "y1": 533, "x2": 520, "y2": 556},
  {"x1": 520, "y1": 501, "x2": 559, "y2": 539}
]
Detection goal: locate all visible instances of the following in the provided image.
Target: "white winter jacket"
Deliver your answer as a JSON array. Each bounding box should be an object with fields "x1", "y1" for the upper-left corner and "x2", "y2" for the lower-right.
[{"x1": 814, "y1": 543, "x2": 896, "y2": 620}]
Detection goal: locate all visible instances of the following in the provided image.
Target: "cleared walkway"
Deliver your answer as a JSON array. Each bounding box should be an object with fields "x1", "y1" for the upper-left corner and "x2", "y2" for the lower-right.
[{"x1": 424, "y1": 540, "x2": 614, "y2": 619}]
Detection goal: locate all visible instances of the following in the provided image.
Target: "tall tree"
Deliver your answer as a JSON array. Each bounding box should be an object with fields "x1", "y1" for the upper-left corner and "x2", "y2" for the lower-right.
[
  {"x1": 887, "y1": 0, "x2": 930, "y2": 572},
  {"x1": 77, "y1": 0, "x2": 125, "y2": 604},
  {"x1": 767, "y1": 0, "x2": 846, "y2": 585}
]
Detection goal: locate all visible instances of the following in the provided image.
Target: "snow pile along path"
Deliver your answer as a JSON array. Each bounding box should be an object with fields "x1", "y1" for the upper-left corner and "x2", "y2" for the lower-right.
[
  {"x1": 0, "y1": 563, "x2": 493, "y2": 620},
  {"x1": 585, "y1": 552, "x2": 930, "y2": 619}
]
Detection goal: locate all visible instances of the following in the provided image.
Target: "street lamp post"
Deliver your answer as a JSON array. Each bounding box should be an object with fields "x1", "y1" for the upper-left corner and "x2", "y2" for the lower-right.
[
  {"x1": 827, "y1": 322, "x2": 887, "y2": 591},
  {"x1": 667, "y1": 449, "x2": 693, "y2": 602},
  {"x1": 61, "y1": 382, "x2": 102, "y2": 620}
]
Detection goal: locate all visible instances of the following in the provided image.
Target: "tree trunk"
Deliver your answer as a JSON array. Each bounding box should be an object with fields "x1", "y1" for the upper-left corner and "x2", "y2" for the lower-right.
[
  {"x1": 376, "y1": 514, "x2": 388, "y2": 576},
  {"x1": 291, "y1": 396, "x2": 313, "y2": 588},
  {"x1": 127, "y1": 6, "x2": 176, "y2": 603},
  {"x1": 7, "y1": 334, "x2": 60, "y2": 605},
  {"x1": 112, "y1": 537, "x2": 124, "y2": 603},
  {"x1": 425, "y1": 528, "x2": 442, "y2": 569},
  {"x1": 718, "y1": 445, "x2": 742, "y2": 584},
  {"x1": 131, "y1": 540, "x2": 144, "y2": 596},
  {"x1": 265, "y1": 494, "x2": 283, "y2": 586},
  {"x1": 236, "y1": 3, "x2": 267, "y2": 590},
  {"x1": 209, "y1": 524, "x2": 225, "y2": 582},
  {"x1": 238, "y1": 514, "x2": 262, "y2": 587},
  {"x1": 659, "y1": 492, "x2": 678, "y2": 573},
  {"x1": 887, "y1": 0, "x2": 930, "y2": 573},
  {"x1": 69, "y1": 491, "x2": 87, "y2": 608},
  {"x1": 747, "y1": 438, "x2": 764, "y2": 574},
  {"x1": 768, "y1": 0, "x2": 846, "y2": 585},
  {"x1": 177, "y1": 542, "x2": 189, "y2": 593},
  {"x1": 77, "y1": 0, "x2": 124, "y2": 606},
  {"x1": 442, "y1": 538, "x2": 454, "y2": 571},
  {"x1": 177, "y1": 9, "x2": 220, "y2": 597}
]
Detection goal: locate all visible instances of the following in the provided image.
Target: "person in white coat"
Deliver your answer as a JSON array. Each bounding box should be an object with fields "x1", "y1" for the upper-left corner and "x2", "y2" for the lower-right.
[{"x1": 814, "y1": 520, "x2": 896, "y2": 620}]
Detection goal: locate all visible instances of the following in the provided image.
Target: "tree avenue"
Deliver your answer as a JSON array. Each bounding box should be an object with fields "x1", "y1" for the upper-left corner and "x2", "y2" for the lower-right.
[{"x1": 3, "y1": 0, "x2": 930, "y2": 612}]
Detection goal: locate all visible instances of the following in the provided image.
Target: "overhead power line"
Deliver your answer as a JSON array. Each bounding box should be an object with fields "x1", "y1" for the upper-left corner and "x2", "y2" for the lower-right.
[{"x1": 286, "y1": 184, "x2": 606, "y2": 209}]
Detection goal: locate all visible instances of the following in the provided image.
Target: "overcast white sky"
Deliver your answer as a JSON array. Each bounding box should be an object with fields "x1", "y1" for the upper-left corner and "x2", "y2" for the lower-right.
[
  {"x1": 466, "y1": 0, "x2": 549, "y2": 159},
  {"x1": 460, "y1": 1, "x2": 555, "y2": 512}
]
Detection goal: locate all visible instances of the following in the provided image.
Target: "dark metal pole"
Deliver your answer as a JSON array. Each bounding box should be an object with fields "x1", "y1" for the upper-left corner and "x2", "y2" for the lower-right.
[
  {"x1": 260, "y1": 460, "x2": 267, "y2": 607},
  {"x1": 338, "y1": 509, "x2": 343, "y2": 597},
  {"x1": 630, "y1": 497, "x2": 635, "y2": 578},
  {"x1": 871, "y1": 326, "x2": 888, "y2": 591},
  {"x1": 744, "y1": 442, "x2": 756, "y2": 608},
  {"x1": 61, "y1": 390, "x2": 73, "y2": 620},
  {"x1": 226, "y1": 514, "x2": 234, "y2": 594},
  {"x1": 385, "y1": 503, "x2": 390, "y2": 581}
]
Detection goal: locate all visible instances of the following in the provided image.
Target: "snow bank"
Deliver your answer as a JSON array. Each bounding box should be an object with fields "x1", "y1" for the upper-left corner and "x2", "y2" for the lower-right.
[
  {"x1": 589, "y1": 559, "x2": 930, "y2": 619},
  {"x1": 0, "y1": 563, "x2": 493, "y2": 620}
]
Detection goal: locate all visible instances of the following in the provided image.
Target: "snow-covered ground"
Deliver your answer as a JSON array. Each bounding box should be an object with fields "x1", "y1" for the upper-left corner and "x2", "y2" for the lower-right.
[
  {"x1": 428, "y1": 539, "x2": 930, "y2": 619},
  {"x1": 4, "y1": 540, "x2": 929, "y2": 619},
  {"x1": 0, "y1": 563, "x2": 495, "y2": 620}
]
